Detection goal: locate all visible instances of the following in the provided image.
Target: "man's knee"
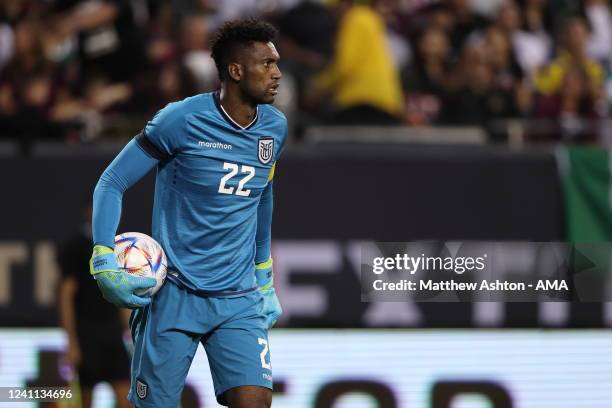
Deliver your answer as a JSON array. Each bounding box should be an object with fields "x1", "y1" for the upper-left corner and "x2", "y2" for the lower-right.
[
  {"x1": 224, "y1": 385, "x2": 271, "y2": 408},
  {"x1": 247, "y1": 391, "x2": 271, "y2": 408}
]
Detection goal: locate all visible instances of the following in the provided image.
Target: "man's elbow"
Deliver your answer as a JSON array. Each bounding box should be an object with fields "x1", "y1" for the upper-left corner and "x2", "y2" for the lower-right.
[{"x1": 95, "y1": 167, "x2": 128, "y2": 195}]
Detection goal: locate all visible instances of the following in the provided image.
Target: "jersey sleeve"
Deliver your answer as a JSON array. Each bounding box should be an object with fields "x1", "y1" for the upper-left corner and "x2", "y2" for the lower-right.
[
  {"x1": 137, "y1": 102, "x2": 184, "y2": 160},
  {"x1": 92, "y1": 139, "x2": 159, "y2": 247},
  {"x1": 255, "y1": 117, "x2": 286, "y2": 264},
  {"x1": 255, "y1": 181, "x2": 273, "y2": 264}
]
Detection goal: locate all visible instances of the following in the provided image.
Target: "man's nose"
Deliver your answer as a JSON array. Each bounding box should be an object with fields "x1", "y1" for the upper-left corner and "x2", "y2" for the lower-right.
[{"x1": 272, "y1": 65, "x2": 282, "y2": 80}]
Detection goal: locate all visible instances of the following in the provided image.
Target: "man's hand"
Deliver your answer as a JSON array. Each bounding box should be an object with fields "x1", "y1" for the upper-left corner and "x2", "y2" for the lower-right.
[
  {"x1": 256, "y1": 257, "x2": 282, "y2": 328},
  {"x1": 89, "y1": 245, "x2": 156, "y2": 308}
]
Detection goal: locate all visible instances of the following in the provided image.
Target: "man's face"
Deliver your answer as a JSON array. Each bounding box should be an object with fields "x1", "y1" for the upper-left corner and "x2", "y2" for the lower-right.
[{"x1": 238, "y1": 41, "x2": 282, "y2": 104}]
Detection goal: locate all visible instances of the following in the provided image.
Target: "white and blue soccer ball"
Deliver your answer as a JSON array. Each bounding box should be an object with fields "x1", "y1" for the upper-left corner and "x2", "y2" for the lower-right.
[{"x1": 114, "y1": 232, "x2": 167, "y2": 296}]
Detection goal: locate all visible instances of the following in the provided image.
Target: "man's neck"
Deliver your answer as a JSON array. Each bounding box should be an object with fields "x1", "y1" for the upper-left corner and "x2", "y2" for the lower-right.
[{"x1": 219, "y1": 88, "x2": 257, "y2": 128}]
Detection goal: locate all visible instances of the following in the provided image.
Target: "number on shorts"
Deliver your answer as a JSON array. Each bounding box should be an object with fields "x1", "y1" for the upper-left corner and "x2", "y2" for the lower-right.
[{"x1": 258, "y1": 338, "x2": 271, "y2": 370}]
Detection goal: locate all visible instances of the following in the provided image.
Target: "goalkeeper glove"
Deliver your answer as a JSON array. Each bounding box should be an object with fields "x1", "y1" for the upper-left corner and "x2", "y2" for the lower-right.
[
  {"x1": 89, "y1": 245, "x2": 156, "y2": 309},
  {"x1": 255, "y1": 257, "x2": 282, "y2": 328}
]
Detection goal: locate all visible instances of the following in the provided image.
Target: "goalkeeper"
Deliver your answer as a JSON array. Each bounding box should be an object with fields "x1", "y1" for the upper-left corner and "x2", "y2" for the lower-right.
[{"x1": 89, "y1": 19, "x2": 285, "y2": 408}]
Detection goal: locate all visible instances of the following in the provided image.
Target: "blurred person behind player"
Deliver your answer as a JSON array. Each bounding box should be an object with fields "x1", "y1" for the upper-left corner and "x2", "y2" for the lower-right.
[
  {"x1": 309, "y1": 0, "x2": 404, "y2": 125},
  {"x1": 57, "y1": 200, "x2": 132, "y2": 408},
  {"x1": 89, "y1": 18, "x2": 286, "y2": 408}
]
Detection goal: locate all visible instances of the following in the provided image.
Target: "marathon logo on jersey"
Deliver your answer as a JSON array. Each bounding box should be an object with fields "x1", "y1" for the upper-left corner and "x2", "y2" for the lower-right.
[
  {"x1": 258, "y1": 137, "x2": 274, "y2": 164},
  {"x1": 198, "y1": 140, "x2": 233, "y2": 150},
  {"x1": 136, "y1": 379, "x2": 148, "y2": 399}
]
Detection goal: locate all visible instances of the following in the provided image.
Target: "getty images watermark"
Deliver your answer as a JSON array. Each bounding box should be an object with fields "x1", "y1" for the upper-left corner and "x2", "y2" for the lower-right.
[{"x1": 361, "y1": 242, "x2": 612, "y2": 302}]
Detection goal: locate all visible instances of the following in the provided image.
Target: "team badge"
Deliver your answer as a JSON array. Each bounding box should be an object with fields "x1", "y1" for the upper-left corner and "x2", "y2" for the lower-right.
[
  {"x1": 258, "y1": 137, "x2": 274, "y2": 164},
  {"x1": 136, "y1": 380, "x2": 148, "y2": 399}
]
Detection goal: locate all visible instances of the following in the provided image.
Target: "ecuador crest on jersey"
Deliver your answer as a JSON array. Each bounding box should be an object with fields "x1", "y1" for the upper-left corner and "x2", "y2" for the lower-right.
[{"x1": 258, "y1": 137, "x2": 274, "y2": 164}]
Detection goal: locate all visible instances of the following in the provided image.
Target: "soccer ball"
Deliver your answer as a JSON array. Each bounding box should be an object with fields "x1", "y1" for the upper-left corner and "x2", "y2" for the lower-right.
[{"x1": 114, "y1": 232, "x2": 167, "y2": 296}]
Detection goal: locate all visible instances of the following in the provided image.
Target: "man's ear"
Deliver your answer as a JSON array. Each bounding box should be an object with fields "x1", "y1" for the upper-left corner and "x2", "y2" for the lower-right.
[{"x1": 228, "y1": 62, "x2": 243, "y2": 82}]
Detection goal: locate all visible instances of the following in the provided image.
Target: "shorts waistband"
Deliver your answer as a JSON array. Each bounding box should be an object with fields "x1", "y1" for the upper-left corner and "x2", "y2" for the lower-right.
[{"x1": 166, "y1": 271, "x2": 258, "y2": 297}]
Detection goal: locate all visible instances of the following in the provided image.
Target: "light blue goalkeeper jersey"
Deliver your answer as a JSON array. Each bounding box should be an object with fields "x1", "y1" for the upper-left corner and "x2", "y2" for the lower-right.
[{"x1": 132, "y1": 92, "x2": 286, "y2": 294}]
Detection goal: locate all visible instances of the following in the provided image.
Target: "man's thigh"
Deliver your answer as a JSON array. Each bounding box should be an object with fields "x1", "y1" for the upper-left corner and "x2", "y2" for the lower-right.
[
  {"x1": 128, "y1": 282, "x2": 202, "y2": 407},
  {"x1": 202, "y1": 292, "x2": 272, "y2": 406}
]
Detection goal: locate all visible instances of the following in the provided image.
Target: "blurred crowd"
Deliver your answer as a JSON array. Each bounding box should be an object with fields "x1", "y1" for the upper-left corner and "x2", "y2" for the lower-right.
[{"x1": 0, "y1": 0, "x2": 611, "y2": 144}]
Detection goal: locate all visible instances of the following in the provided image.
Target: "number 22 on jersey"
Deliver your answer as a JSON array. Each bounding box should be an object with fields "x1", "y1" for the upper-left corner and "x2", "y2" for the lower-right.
[{"x1": 218, "y1": 162, "x2": 255, "y2": 197}]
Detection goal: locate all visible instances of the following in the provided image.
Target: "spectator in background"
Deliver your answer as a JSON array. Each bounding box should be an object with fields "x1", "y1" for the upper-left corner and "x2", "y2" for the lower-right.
[
  {"x1": 276, "y1": 0, "x2": 336, "y2": 111},
  {"x1": 2, "y1": 19, "x2": 50, "y2": 80},
  {"x1": 82, "y1": 73, "x2": 133, "y2": 113},
  {"x1": 202, "y1": 0, "x2": 283, "y2": 30},
  {"x1": 496, "y1": 0, "x2": 551, "y2": 73},
  {"x1": 402, "y1": 26, "x2": 452, "y2": 125},
  {"x1": 41, "y1": 12, "x2": 78, "y2": 68},
  {"x1": 0, "y1": 0, "x2": 39, "y2": 26},
  {"x1": 471, "y1": 0, "x2": 506, "y2": 18},
  {"x1": 438, "y1": 39, "x2": 524, "y2": 126},
  {"x1": 12, "y1": 73, "x2": 65, "y2": 138},
  {"x1": 582, "y1": 0, "x2": 612, "y2": 64},
  {"x1": 0, "y1": 0, "x2": 607, "y2": 143},
  {"x1": 0, "y1": 72, "x2": 65, "y2": 143},
  {"x1": 533, "y1": 16, "x2": 605, "y2": 140},
  {"x1": 533, "y1": 16, "x2": 604, "y2": 108},
  {"x1": 178, "y1": 15, "x2": 218, "y2": 92},
  {"x1": 422, "y1": 2, "x2": 455, "y2": 34},
  {"x1": 144, "y1": 2, "x2": 176, "y2": 67},
  {"x1": 404, "y1": 1, "x2": 455, "y2": 41},
  {"x1": 51, "y1": 0, "x2": 149, "y2": 83},
  {"x1": 309, "y1": 0, "x2": 404, "y2": 125},
  {"x1": 536, "y1": 65, "x2": 602, "y2": 141},
  {"x1": 57, "y1": 201, "x2": 132, "y2": 408},
  {"x1": 277, "y1": 0, "x2": 335, "y2": 71},
  {"x1": 483, "y1": 25, "x2": 532, "y2": 116},
  {"x1": 0, "y1": 23, "x2": 14, "y2": 70},
  {"x1": 154, "y1": 61, "x2": 199, "y2": 107},
  {"x1": 536, "y1": 65, "x2": 601, "y2": 119},
  {"x1": 447, "y1": 0, "x2": 490, "y2": 56},
  {"x1": 0, "y1": 0, "x2": 157, "y2": 142},
  {"x1": 518, "y1": 0, "x2": 553, "y2": 33},
  {"x1": 123, "y1": 59, "x2": 199, "y2": 116},
  {"x1": 375, "y1": 0, "x2": 411, "y2": 72},
  {"x1": 0, "y1": 19, "x2": 67, "y2": 142}
]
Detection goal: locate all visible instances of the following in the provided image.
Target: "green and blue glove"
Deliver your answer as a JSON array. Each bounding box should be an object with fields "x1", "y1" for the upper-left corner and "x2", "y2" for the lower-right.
[
  {"x1": 89, "y1": 245, "x2": 156, "y2": 309},
  {"x1": 255, "y1": 257, "x2": 282, "y2": 328}
]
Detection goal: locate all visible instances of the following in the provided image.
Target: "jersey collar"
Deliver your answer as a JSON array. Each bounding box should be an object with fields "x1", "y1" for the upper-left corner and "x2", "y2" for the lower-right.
[{"x1": 213, "y1": 91, "x2": 259, "y2": 130}]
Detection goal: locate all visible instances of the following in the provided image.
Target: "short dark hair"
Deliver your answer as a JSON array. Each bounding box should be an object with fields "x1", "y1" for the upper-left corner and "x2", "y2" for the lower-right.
[{"x1": 210, "y1": 18, "x2": 278, "y2": 82}]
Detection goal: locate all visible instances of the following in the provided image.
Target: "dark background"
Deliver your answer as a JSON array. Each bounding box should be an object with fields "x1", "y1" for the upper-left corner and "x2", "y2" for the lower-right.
[{"x1": 2, "y1": 143, "x2": 605, "y2": 328}]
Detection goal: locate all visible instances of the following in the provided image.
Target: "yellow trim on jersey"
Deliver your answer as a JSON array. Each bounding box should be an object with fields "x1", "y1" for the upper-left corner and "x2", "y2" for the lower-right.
[{"x1": 267, "y1": 162, "x2": 276, "y2": 182}]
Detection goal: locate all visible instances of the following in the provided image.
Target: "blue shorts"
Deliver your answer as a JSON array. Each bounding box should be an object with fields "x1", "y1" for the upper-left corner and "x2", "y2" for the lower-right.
[{"x1": 127, "y1": 280, "x2": 272, "y2": 407}]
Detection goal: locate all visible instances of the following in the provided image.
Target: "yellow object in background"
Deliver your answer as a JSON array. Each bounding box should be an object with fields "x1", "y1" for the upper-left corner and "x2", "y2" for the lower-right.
[
  {"x1": 533, "y1": 50, "x2": 604, "y2": 95},
  {"x1": 315, "y1": 5, "x2": 404, "y2": 117}
]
